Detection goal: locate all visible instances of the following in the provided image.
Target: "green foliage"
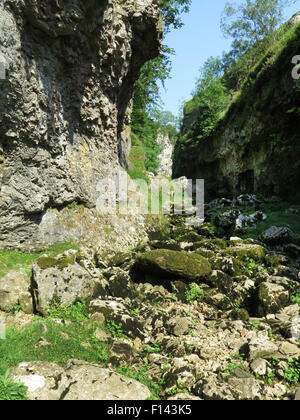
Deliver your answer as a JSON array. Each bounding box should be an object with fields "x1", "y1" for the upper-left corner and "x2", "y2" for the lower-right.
[
  {"x1": 128, "y1": 132, "x2": 148, "y2": 181},
  {"x1": 183, "y1": 57, "x2": 230, "y2": 137},
  {"x1": 291, "y1": 294, "x2": 300, "y2": 307},
  {"x1": 130, "y1": 1, "x2": 191, "y2": 176},
  {"x1": 48, "y1": 301, "x2": 90, "y2": 323},
  {"x1": 106, "y1": 320, "x2": 127, "y2": 339},
  {"x1": 116, "y1": 364, "x2": 165, "y2": 399},
  {"x1": 158, "y1": 0, "x2": 192, "y2": 32},
  {"x1": 185, "y1": 283, "x2": 204, "y2": 302},
  {"x1": 284, "y1": 359, "x2": 300, "y2": 385},
  {"x1": 0, "y1": 370, "x2": 28, "y2": 401},
  {"x1": 239, "y1": 256, "x2": 260, "y2": 277},
  {"x1": 144, "y1": 342, "x2": 161, "y2": 355},
  {"x1": 221, "y1": 0, "x2": 296, "y2": 57}
]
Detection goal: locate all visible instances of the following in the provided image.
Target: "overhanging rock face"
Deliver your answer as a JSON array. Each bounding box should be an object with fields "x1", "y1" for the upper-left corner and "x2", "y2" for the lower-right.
[{"x1": 0, "y1": 0, "x2": 163, "y2": 249}]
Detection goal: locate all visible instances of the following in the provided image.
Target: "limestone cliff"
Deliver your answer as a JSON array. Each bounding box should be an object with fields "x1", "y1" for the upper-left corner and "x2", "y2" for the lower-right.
[
  {"x1": 156, "y1": 132, "x2": 173, "y2": 178},
  {"x1": 0, "y1": 0, "x2": 163, "y2": 249},
  {"x1": 173, "y1": 21, "x2": 300, "y2": 200}
]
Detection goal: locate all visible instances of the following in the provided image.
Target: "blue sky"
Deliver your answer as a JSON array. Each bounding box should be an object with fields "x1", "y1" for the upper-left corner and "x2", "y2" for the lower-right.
[{"x1": 160, "y1": 0, "x2": 300, "y2": 116}]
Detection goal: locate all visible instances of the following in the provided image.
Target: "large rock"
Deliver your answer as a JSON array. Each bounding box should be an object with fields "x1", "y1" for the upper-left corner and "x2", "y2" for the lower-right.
[
  {"x1": 260, "y1": 227, "x2": 294, "y2": 245},
  {"x1": 256, "y1": 282, "x2": 290, "y2": 317},
  {"x1": 0, "y1": 0, "x2": 163, "y2": 250},
  {"x1": 32, "y1": 255, "x2": 100, "y2": 315},
  {"x1": 0, "y1": 269, "x2": 33, "y2": 313},
  {"x1": 61, "y1": 360, "x2": 151, "y2": 400},
  {"x1": 224, "y1": 244, "x2": 265, "y2": 261},
  {"x1": 11, "y1": 360, "x2": 151, "y2": 400},
  {"x1": 89, "y1": 298, "x2": 145, "y2": 339},
  {"x1": 10, "y1": 361, "x2": 66, "y2": 400},
  {"x1": 248, "y1": 337, "x2": 279, "y2": 361},
  {"x1": 227, "y1": 377, "x2": 262, "y2": 400},
  {"x1": 136, "y1": 249, "x2": 212, "y2": 282}
]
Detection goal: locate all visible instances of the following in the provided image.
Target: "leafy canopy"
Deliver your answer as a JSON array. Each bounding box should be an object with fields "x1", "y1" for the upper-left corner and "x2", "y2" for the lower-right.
[{"x1": 221, "y1": 0, "x2": 297, "y2": 57}]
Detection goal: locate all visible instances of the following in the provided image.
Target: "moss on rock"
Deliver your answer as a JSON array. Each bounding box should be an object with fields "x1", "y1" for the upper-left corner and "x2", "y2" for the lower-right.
[
  {"x1": 192, "y1": 238, "x2": 227, "y2": 251},
  {"x1": 223, "y1": 244, "x2": 265, "y2": 261},
  {"x1": 36, "y1": 255, "x2": 74, "y2": 270},
  {"x1": 229, "y1": 308, "x2": 250, "y2": 322},
  {"x1": 136, "y1": 249, "x2": 212, "y2": 282},
  {"x1": 36, "y1": 257, "x2": 58, "y2": 269}
]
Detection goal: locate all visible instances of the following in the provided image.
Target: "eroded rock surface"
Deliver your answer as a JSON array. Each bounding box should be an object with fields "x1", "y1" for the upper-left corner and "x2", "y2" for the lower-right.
[{"x1": 0, "y1": 0, "x2": 162, "y2": 250}]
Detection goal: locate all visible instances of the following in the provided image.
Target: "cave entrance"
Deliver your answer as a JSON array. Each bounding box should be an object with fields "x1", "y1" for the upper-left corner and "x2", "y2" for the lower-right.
[{"x1": 238, "y1": 170, "x2": 254, "y2": 194}]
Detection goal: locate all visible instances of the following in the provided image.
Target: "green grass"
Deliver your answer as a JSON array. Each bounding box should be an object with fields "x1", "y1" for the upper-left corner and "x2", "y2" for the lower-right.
[
  {"x1": 284, "y1": 359, "x2": 300, "y2": 385},
  {"x1": 0, "y1": 317, "x2": 111, "y2": 381},
  {"x1": 209, "y1": 201, "x2": 300, "y2": 241},
  {"x1": 128, "y1": 132, "x2": 148, "y2": 182},
  {"x1": 0, "y1": 370, "x2": 28, "y2": 400},
  {"x1": 0, "y1": 242, "x2": 79, "y2": 279},
  {"x1": 241, "y1": 202, "x2": 300, "y2": 240},
  {"x1": 48, "y1": 301, "x2": 90, "y2": 323}
]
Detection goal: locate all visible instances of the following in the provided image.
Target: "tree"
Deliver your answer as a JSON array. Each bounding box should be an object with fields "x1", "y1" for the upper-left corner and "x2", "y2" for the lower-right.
[
  {"x1": 183, "y1": 57, "x2": 230, "y2": 140},
  {"x1": 194, "y1": 57, "x2": 225, "y2": 94},
  {"x1": 158, "y1": 0, "x2": 192, "y2": 31},
  {"x1": 221, "y1": 0, "x2": 296, "y2": 57}
]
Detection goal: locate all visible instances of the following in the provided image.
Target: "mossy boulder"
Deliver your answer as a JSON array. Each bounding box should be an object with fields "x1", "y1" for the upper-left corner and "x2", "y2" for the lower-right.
[
  {"x1": 192, "y1": 238, "x2": 227, "y2": 251},
  {"x1": 32, "y1": 258, "x2": 100, "y2": 316},
  {"x1": 264, "y1": 253, "x2": 286, "y2": 267},
  {"x1": 255, "y1": 282, "x2": 290, "y2": 317},
  {"x1": 177, "y1": 232, "x2": 203, "y2": 243},
  {"x1": 193, "y1": 249, "x2": 215, "y2": 259},
  {"x1": 136, "y1": 249, "x2": 212, "y2": 282},
  {"x1": 229, "y1": 308, "x2": 250, "y2": 322},
  {"x1": 223, "y1": 244, "x2": 265, "y2": 261}
]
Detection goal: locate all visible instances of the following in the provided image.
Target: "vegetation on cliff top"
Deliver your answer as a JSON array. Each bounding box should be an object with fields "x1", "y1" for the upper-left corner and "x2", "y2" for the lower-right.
[{"x1": 175, "y1": 0, "x2": 300, "y2": 151}]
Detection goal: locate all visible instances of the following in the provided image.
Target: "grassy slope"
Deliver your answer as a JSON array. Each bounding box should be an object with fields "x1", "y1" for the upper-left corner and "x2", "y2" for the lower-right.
[
  {"x1": 179, "y1": 21, "x2": 300, "y2": 148},
  {"x1": 210, "y1": 200, "x2": 300, "y2": 240},
  {"x1": 127, "y1": 132, "x2": 148, "y2": 182},
  {"x1": 0, "y1": 242, "x2": 79, "y2": 279}
]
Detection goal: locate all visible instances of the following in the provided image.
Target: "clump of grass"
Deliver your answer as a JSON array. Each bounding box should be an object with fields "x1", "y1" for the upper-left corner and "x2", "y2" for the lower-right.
[
  {"x1": 48, "y1": 301, "x2": 90, "y2": 323},
  {"x1": 284, "y1": 359, "x2": 300, "y2": 385},
  {"x1": 0, "y1": 370, "x2": 28, "y2": 401}
]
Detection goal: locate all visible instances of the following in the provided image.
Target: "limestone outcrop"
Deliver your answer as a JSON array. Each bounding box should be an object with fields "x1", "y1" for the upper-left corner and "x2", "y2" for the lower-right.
[
  {"x1": 173, "y1": 21, "x2": 300, "y2": 200},
  {"x1": 0, "y1": 0, "x2": 163, "y2": 249}
]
